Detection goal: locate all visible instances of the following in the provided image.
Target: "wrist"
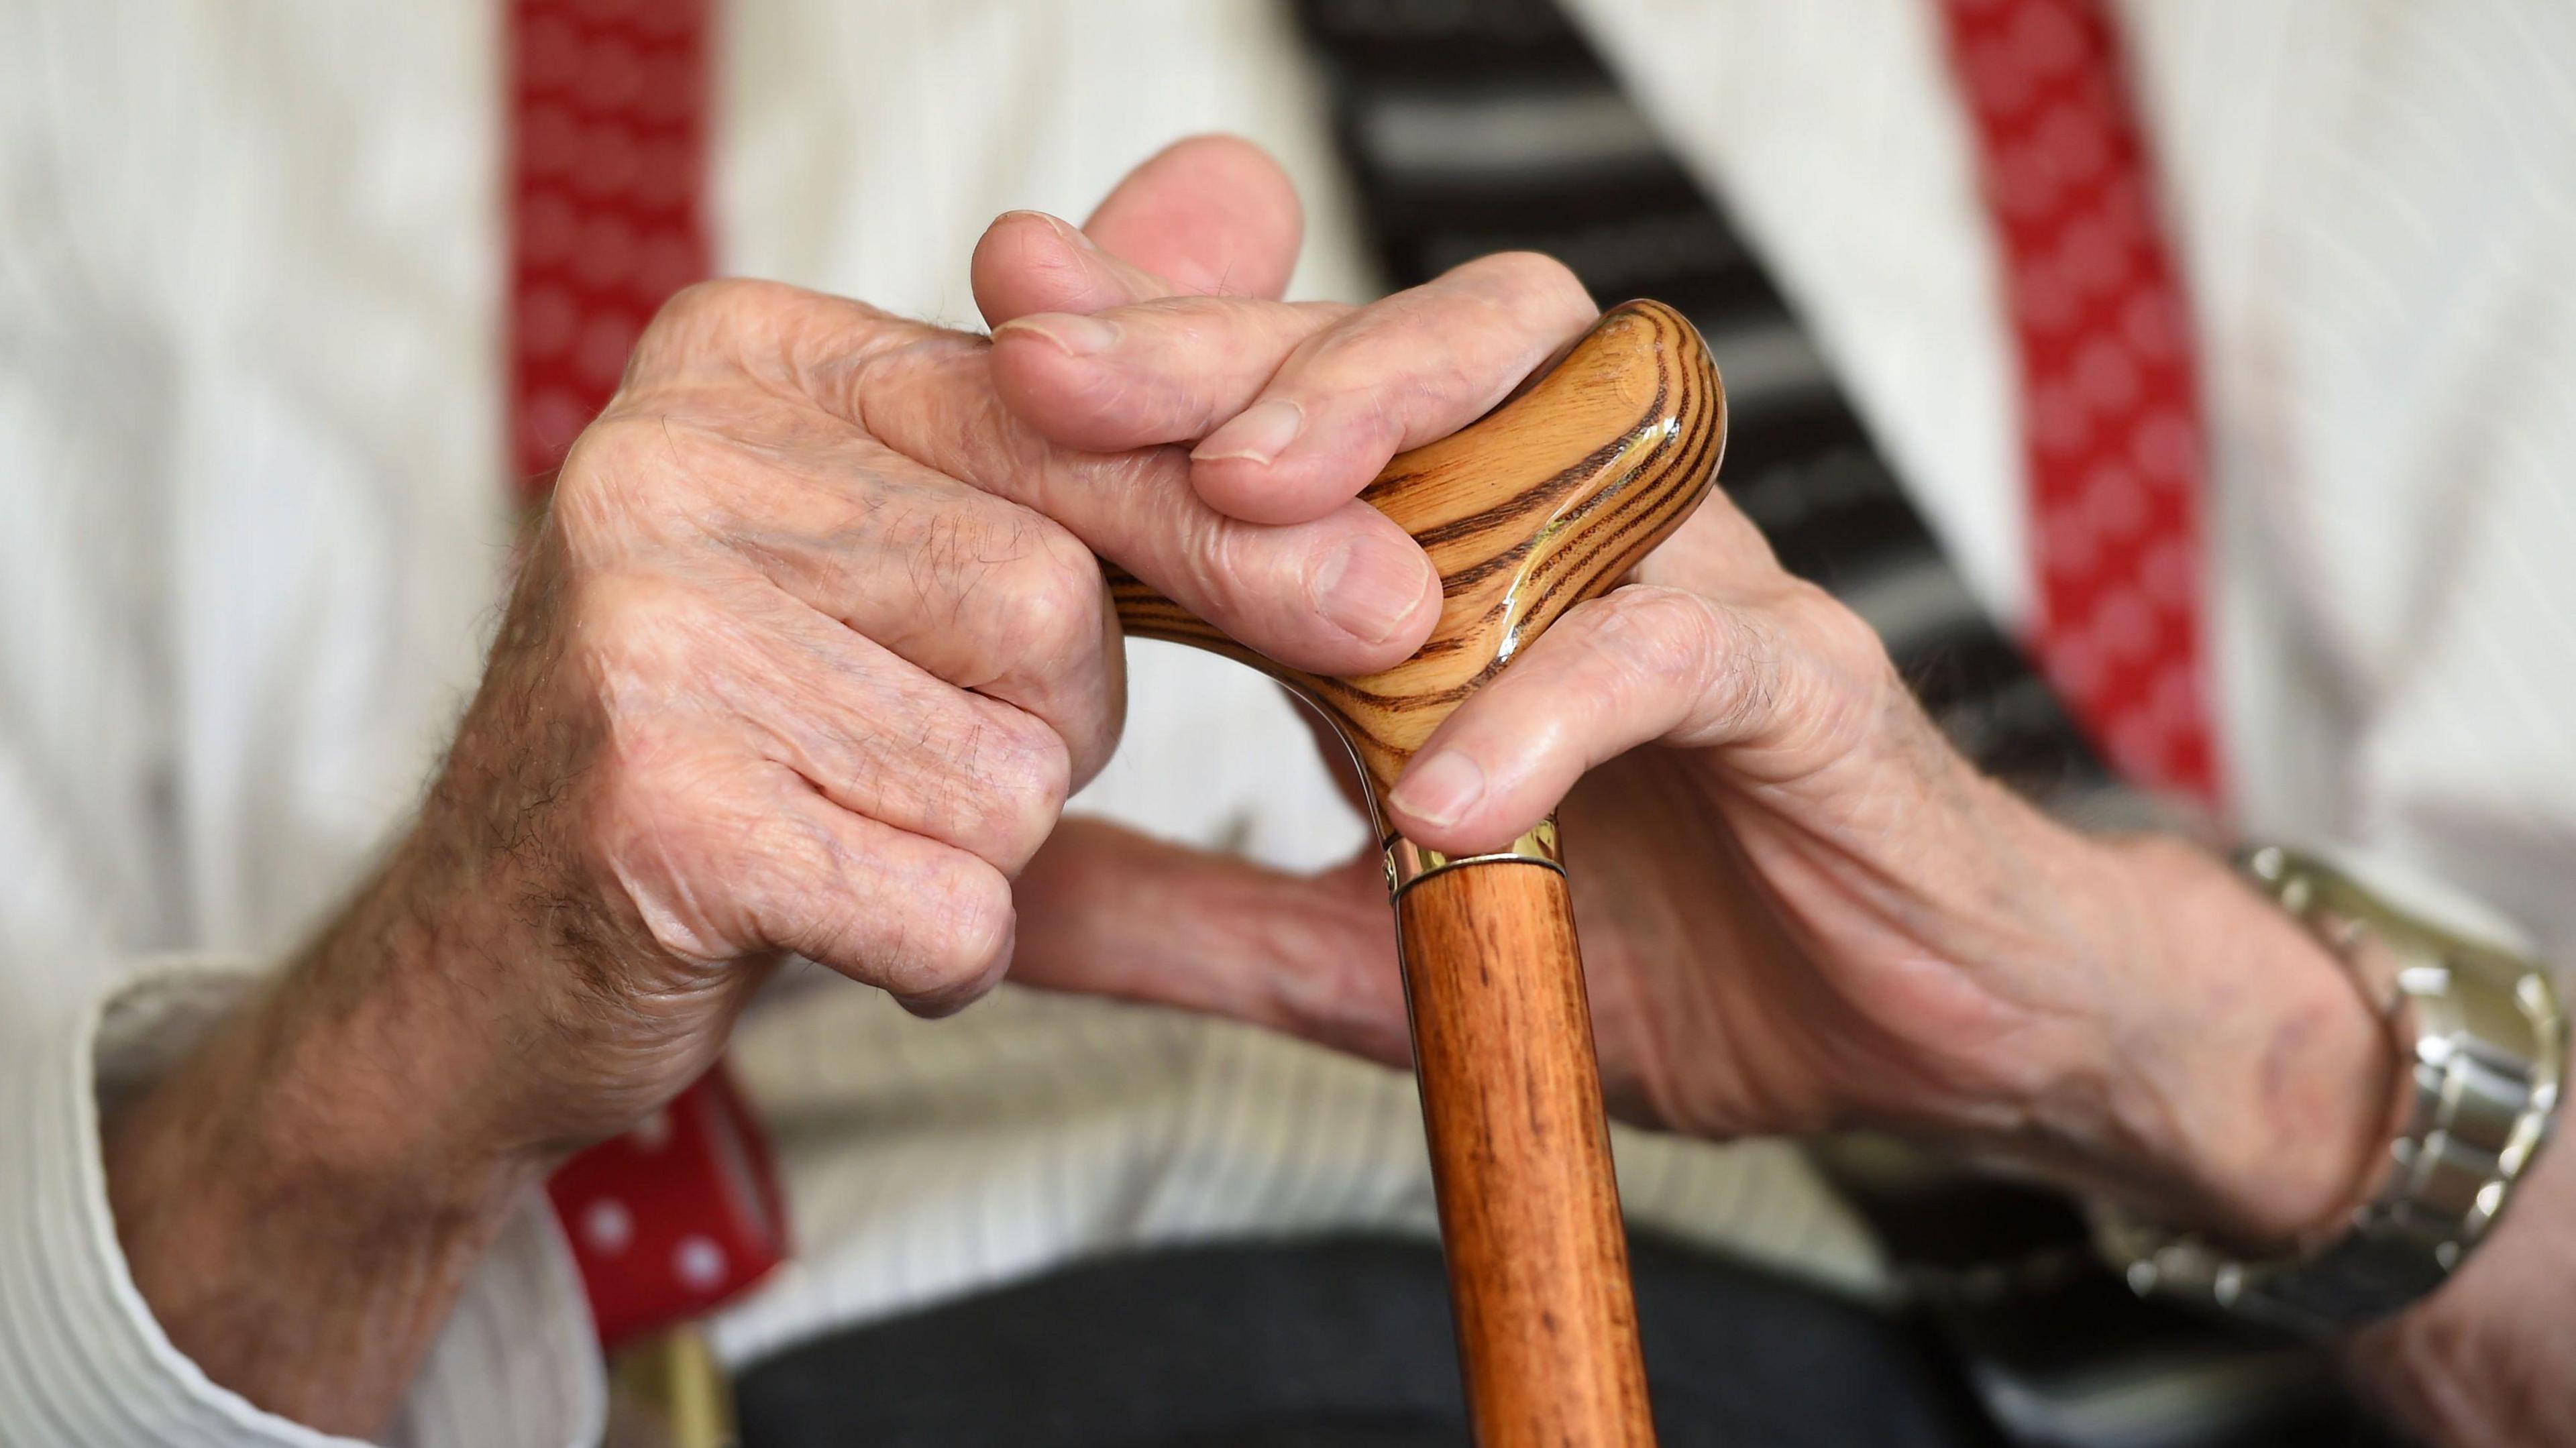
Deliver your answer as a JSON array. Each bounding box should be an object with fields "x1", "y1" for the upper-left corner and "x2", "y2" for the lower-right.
[
  {"x1": 102, "y1": 823, "x2": 569, "y2": 1345},
  {"x1": 250, "y1": 824, "x2": 576, "y2": 1180},
  {"x1": 103, "y1": 993, "x2": 547, "y2": 1274},
  {"x1": 108, "y1": 942, "x2": 558, "y2": 1225},
  {"x1": 101, "y1": 934, "x2": 550, "y2": 1433},
  {"x1": 2076, "y1": 834, "x2": 2398, "y2": 1246}
]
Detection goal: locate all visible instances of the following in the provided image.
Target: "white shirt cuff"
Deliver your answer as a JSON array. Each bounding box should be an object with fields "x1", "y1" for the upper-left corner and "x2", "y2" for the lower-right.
[{"x1": 0, "y1": 960, "x2": 604, "y2": 1447}]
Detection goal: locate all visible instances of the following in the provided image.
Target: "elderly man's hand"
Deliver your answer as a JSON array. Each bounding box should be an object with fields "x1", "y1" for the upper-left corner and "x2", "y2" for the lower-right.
[
  {"x1": 95, "y1": 136, "x2": 1615, "y2": 1436},
  {"x1": 983, "y1": 211, "x2": 2400, "y2": 1258}
]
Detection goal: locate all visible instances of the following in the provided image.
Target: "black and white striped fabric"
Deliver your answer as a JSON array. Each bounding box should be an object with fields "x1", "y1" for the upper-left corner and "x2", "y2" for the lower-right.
[{"x1": 1292, "y1": 0, "x2": 2113, "y2": 803}]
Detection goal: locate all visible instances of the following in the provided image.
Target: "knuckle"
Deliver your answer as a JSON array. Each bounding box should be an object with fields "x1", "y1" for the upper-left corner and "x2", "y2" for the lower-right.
[
  {"x1": 1584, "y1": 585, "x2": 1780, "y2": 736},
  {"x1": 949, "y1": 706, "x2": 1071, "y2": 867},
  {"x1": 992, "y1": 527, "x2": 1106, "y2": 662},
  {"x1": 902, "y1": 506, "x2": 1108, "y2": 688},
  {"x1": 585, "y1": 726, "x2": 746, "y2": 962},
  {"x1": 1794, "y1": 579, "x2": 1893, "y2": 674},
  {"x1": 624, "y1": 280, "x2": 756, "y2": 383},
  {"x1": 885, "y1": 863, "x2": 1016, "y2": 1007},
  {"x1": 554, "y1": 413, "x2": 664, "y2": 511},
  {"x1": 644, "y1": 277, "x2": 779, "y2": 345},
  {"x1": 1778, "y1": 581, "x2": 1906, "y2": 749},
  {"x1": 1180, "y1": 511, "x2": 1271, "y2": 628},
  {"x1": 550, "y1": 411, "x2": 733, "y2": 547},
  {"x1": 590, "y1": 710, "x2": 705, "y2": 833},
  {"x1": 1466, "y1": 249, "x2": 1594, "y2": 319},
  {"x1": 896, "y1": 491, "x2": 1002, "y2": 592},
  {"x1": 638, "y1": 279, "x2": 906, "y2": 397},
  {"x1": 1292, "y1": 332, "x2": 1459, "y2": 440},
  {"x1": 561, "y1": 570, "x2": 706, "y2": 689},
  {"x1": 1583, "y1": 586, "x2": 1722, "y2": 686}
]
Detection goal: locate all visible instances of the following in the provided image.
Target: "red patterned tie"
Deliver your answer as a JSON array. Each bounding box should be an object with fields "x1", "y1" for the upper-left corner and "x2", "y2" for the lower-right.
[
  {"x1": 507, "y1": 0, "x2": 790, "y2": 1348},
  {"x1": 507, "y1": 0, "x2": 712, "y2": 502},
  {"x1": 1936, "y1": 0, "x2": 2223, "y2": 805},
  {"x1": 545, "y1": 1063, "x2": 788, "y2": 1349}
]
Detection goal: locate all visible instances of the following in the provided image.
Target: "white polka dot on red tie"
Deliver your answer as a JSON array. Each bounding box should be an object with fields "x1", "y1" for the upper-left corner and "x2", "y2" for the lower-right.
[
  {"x1": 2139, "y1": 533, "x2": 2196, "y2": 609},
  {"x1": 2057, "y1": 209, "x2": 2133, "y2": 295},
  {"x1": 2090, "y1": 588, "x2": 2157, "y2": 662},
  {"x1": 582, "y1": 1198, "x2": 634, "y2": 1255},
  {"x1": 674, "y1": 1235, "x2": 729, "y2": 1293},
  {"x1": 2030, "y1": 379, "x2": 2091, "y2": 455},
  {"x1": 2072, "y1": 335, "x2": 2139, "y2": 412},
  {"x1": 2034, "y1": 101, "x2": 2110, "y2": 187}
]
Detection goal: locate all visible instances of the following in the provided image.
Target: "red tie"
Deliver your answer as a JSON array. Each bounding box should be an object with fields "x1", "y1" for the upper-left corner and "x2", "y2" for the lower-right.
[
  {"x1": 506, "y1": 0, "x2": 790, "y2": 1349},
  {"x1": 543, "y1": 1062, "x2": 788, "y2": 1349},
  {"x1": 506, "y1": 0, "x2": 712, "y2": 503},
  {"x1": 1936, "y1": 0, "x2": 2224, "y2": 805}
]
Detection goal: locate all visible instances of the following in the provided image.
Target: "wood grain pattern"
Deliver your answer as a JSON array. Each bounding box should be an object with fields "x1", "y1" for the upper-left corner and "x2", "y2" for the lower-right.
[
  {"x1": 1110, "y1": 299, "x2": 1725, "y2": 810},
  {"x1": 1108, "y1": 300, "x2": 1723, "y2": 1447},
  {"x1": 1398, "y1": 861, "x2": 1654, "y2": 1448}
]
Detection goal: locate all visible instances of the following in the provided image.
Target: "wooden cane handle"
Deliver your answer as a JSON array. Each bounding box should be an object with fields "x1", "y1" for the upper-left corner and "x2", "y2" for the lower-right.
[
  {"x1": 1108, "y1": 299, "x2": 1724, "y2": 803},
  {"x1": 1110, "y1": 299, "x2": 1725, "y2": 1447}
]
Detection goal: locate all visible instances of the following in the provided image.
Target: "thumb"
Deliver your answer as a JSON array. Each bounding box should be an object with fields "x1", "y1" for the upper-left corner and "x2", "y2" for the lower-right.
[
  {"x1": 973, "y1": 134, "x2": 1305, "y2": 325},
  {"x1": 1008, "y1": 816, "x2": 1409, "y2": 1067}
]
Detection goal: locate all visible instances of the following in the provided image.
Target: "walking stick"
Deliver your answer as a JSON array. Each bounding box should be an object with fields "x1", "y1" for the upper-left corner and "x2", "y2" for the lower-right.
[{"x1": 1110, "y1": 300, "x2": 1725, "y2": 1447}]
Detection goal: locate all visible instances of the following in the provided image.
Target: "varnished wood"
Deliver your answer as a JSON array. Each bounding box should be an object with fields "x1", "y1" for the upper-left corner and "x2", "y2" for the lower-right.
[
  {"x1": 1109, "y1": 300, "x2": 1724, "y2": 1447},
  {"x1": 1110, "y1": 299, "x2": 1725, "y2": 805},
  {"x1": 1399, "y1": 861, "x2": 1653, "y2": 1447}
]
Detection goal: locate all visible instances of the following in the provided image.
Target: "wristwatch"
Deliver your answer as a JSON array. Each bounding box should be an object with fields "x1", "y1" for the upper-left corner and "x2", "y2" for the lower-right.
[{"x1": 2098, "y1": 845, "x2": 2567, "y2": 1335}]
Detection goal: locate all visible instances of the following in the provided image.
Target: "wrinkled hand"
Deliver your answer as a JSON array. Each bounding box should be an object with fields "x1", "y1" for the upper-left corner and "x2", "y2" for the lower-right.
[
  {"x1": 988, "y1": 184, "x2": 2394, "y2": 1251},
  {"x1": 268, "y1": 144, "x2": 1468, "y2": 1156},
  {"x1": 97, "y1": 137, "x2": 1463, "y2": 1434}
]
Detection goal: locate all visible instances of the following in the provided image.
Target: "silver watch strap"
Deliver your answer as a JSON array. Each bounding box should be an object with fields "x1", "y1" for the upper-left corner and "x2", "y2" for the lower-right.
[{"x1": 2102, "y1": 846, "x2": 2566, "y2": 1335}]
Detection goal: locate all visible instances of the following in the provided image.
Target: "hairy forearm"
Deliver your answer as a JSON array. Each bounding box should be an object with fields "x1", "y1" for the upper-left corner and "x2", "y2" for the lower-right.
[{"x1": 101, "y1": 838, "x2": 552, "y2": 1437}]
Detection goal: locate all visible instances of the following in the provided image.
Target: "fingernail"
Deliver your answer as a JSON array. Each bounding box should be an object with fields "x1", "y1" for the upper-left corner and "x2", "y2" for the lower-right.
[
  {"x1": 1000, "y1": 209, "x2": 1099, "y2": 252},
  {"x1": 996, "y1": 313, "x2": 1120, "y2": 357},
  {"x1": 1312, "y1": 535, "x2": 1432, "y2": 645},
  {"x1": 1192, "y1": 398, "x2": 1305, "y2": 466},
  {"x1": 1391, "y1": 752, "x2": 1485, "y2": 830},
  {"x1": 1038, "y1": 212, "x2": 1100, "y2": 252}
]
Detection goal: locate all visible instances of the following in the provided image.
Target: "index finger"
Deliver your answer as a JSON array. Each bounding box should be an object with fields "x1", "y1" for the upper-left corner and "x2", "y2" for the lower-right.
[{"x1": 847, "y1": 335, "x2": 1441, "y2": 675}]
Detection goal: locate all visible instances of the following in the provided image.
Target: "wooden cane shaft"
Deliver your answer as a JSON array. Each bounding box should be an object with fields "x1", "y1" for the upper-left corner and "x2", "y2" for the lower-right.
[
  {"x1": 1106, "y1": 300, "x2": 1719, "y2": 1447},
  {"x1": 1397, "y1": 857, "x2": 1652, "y2": 1447}
]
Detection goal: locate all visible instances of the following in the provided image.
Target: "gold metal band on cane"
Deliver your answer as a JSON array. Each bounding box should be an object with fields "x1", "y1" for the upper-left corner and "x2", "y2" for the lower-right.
[
  {"x1": 1384, "y1": 817, "x2": 1564, "y2": 897},
  {"x1": 606, "y1": 1326, "x2": 738, "y2": 1448}
]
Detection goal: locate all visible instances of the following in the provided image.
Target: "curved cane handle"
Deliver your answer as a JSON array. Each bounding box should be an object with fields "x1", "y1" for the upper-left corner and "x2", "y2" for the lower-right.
[
  {"x1": 1110, "y1": 298, "x2": 1725, "y2": 815},
  {"x1": 1110, "y1": 299, "x2": 1725, "y2": 1447}
]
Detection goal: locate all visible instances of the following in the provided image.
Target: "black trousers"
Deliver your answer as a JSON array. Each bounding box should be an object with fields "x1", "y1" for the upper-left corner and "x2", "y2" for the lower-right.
[{"x1": 733, "y1": 1235, "x2": 2004, "y2": 1448}]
